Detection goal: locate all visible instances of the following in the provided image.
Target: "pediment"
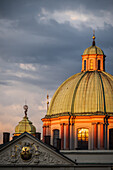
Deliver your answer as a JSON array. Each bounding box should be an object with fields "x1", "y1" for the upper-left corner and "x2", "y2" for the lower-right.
[{"x1": 0, "y1": 133, "x2": 74, "y2": 166}]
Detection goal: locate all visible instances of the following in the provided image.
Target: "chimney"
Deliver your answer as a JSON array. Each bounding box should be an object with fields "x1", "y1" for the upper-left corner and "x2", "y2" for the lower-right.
[
  {"x1": 44, "y1": 135, "x2": 51, "y2": 145},
  {"x1": 3, "y1": 132, "x2": 10, "y2": 144},
  {"x1": 35, "y1": 132, "x2": 41, "y2": 140},
  {"x1": 57, "y1": 138, "x2": 61, "y2": 150}
]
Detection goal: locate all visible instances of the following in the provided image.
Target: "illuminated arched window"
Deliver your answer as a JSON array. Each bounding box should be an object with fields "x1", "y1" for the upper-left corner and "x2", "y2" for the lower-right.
[
  {"x1": 90, "y1": 59, "x2": 93, "y2": 70},
  {"x1": 53, "y1": 129, "x2": 59, "y2": 148},
  {"x1": 77, "y1": 128, "x2": 88, "y2": 149},
  {"x1": 98, "y1": 60, "x2": 101, "y2": 70},
  {"x1": 84, "y1": 60, "x2": 86, "y2": 70}
]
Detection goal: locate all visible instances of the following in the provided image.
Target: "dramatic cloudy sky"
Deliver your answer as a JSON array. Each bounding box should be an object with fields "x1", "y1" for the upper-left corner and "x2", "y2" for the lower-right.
[{"x1": 0, "y1": 0, "x2": 113, "y2": 143}]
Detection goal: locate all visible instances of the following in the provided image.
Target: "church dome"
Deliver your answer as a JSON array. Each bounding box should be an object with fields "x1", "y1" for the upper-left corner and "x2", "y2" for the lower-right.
[
  {"x1": 47, "y1": 71, "x2": 113, "y2": 116},
  {"x1": 46, "y1": 32, "x2": 113, "y2": 116},
  {"x1": 14, "y1": 105, "x2": 36, "y2": 136},
  {"x1": 15, "y1": 117, "x2": 36, "y2": 135},
  {"x1": 83, "y1": 45, "x2": 104, "y2": 55},
  {"x1": 42, "y1": 32, "x2": 113, "y2": 151}
]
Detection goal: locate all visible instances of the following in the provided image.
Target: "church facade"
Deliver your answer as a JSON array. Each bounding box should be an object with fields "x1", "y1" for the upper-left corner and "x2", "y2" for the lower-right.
[
  {"x1": 0, "y1": 133, "x2": 75, "y2": 169},
  {"x1": 0, "y1": 33, "x2": 113, "y2": 169}
]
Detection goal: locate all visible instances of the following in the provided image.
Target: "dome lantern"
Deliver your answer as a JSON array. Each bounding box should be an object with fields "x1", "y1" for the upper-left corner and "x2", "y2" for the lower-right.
[{"x1": 81, "y1": 31, "x2": 106, "y2": 72}]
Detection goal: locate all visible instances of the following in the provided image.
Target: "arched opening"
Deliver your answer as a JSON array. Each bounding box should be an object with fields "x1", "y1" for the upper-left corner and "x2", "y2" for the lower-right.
[
  {"x1": 53, "y1": 129, "x2": 59, "y2": 148},
  {"x1": 90, "y1": 59, "x2": 93, "y2": 70},
  {"x1": 77, "y1": 128, "x2": 88, "y2": 150},
  {"x1": 109, "y1": 129, "x2": 113, "y2": 149},
  {"x1": 98, "y1": 60, "x2": 101, "y2": 70},
  {"x1": 84, "y1": 60, "x2": 86, "y2": 70}
]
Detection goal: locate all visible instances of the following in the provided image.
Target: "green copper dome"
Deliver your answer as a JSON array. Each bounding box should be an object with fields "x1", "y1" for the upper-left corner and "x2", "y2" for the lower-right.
[
  {"x1": 15, "y1": 116, "x2": 36, "y2": 135},
  {"x1": 47, "y1": 71, "x2": 113, "y2": 116},
  {"x1": 83, "y1": 45, "x2": 104, "y2": 55}
]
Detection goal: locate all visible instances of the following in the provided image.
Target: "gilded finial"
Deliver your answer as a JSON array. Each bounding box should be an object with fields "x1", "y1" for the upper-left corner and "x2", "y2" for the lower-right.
[
  {"x1": 92, "y1": 30, "x2": 96, "y2": 46},
  {"x1": 47, "y1": 93, "x2": 49, "y2": 112},
  {"x1": 23, "y1": 105, "x2": 28, "y2": 118}
]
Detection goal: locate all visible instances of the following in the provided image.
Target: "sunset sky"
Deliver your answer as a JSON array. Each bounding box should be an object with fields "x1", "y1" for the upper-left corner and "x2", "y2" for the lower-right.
[{"x1": 0, "y1": 0, "x2": 113, "y2": 143}]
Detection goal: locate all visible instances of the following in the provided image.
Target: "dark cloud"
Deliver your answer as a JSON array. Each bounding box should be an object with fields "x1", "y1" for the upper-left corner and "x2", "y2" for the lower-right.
[
  {"x1": 0, "y1": 0, "x2": 113, "y2": 142},
  {"x1": 0, "y1": 0, "x2": 113, "y2": 20},
  {"x1": 0, "y1": 81, "x2": 12, "y2": 86},
  {"x1": 0, "y1": 0, "x2": 113, "y2": 69}
]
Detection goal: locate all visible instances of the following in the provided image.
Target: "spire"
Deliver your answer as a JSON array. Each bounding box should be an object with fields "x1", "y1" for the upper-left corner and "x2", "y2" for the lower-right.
[
  {"x1": 47, "y1": 93, "x2": 49, "y2": 112},
  {"x1": 23, "y1": 105, "x2": 28, "y2": 118},
  {"x1": 92, "y1": 30, "x2": 96, "y2": 46}
]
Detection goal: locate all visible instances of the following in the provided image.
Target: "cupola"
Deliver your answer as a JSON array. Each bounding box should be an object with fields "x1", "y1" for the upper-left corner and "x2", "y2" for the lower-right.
[
  {"x1": 13, "y1": 105, "x2": 36, "y2": 137},
  {"x1": 81, "y1": 31, "x2": 106, "y2": 72}
]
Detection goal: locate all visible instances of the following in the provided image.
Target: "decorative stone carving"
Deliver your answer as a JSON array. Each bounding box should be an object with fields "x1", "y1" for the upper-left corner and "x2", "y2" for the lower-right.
[{"x1": 0, "y1": 140, "x2": 69, "y2": 165}]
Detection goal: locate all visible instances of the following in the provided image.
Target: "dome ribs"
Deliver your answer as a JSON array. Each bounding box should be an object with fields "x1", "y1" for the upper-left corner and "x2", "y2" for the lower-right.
[
  {"x1": 103, "y1": 72, "x2": 113, "y2": 81},
  {"x1": 14, "y1": 117, "x2": 36, "y2": 136},
  {"x1": 101, "y1": 72, "x2": 113, "y2": 92},
  {"x1": 95, "y1": 71, "x2": 103, "y2": 113},
  {"x1": 81, "y1": 72, "x2": 91, "y2": 112},
  {"x1": 86, "y1": 72, "x2": 95, "y2": 113},
  {"x1": 100, "y1": 72, "x2": 113, "y2": 113},
  {"x1": 71, "y1": 71, "x2": 88, "y2": 113},
  {"x1": 47, "y1": 71, "x2": 113, "y2": 117},
  {"x1": 48, "y1": 72, "x2": 82, "y2": 115},
  {"x1": 83, "y1": 46, "x2": 104, "y2": 55},
  {"x1": 98, "y1": 72, "x2": 106, "y2": 114}
]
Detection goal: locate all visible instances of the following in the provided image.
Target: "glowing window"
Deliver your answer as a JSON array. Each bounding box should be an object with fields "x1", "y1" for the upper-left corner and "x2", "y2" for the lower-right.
[
  {"x1": 84, "y1": 60, "x2": 86, "y2": 70},
  {"x1": 77, "y1": 128, "x2": 88, "y2": 149},
  {"x1": 90, "y1": 59, "x2": 93, "y2": 70},
  {"x1": 78, "y1": 128, "x2": 88, "y2": 141}
]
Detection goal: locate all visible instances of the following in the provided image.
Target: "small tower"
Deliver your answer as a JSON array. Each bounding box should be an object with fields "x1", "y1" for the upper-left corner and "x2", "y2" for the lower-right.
[
  {"x1": 81, "y1": 31, "x2": 106, "y2": 72},
  {"x1": 13, "y1": 105, "x2": 36, "y2": 137}
]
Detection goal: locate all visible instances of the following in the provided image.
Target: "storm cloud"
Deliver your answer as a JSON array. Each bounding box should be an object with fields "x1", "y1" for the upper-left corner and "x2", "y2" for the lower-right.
[{"x1": 0, "y1": 0, "x2": 113, "y2": 142}]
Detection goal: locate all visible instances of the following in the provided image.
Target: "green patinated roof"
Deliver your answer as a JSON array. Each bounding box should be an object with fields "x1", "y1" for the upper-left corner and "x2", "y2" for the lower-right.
[
  {"x1": 15, "y1": 117, "x2": 36, "y2": 134},
  {"x1": 83, "y1": 46, "x2": 104, "y2": 55},
  {"x1": 47, "y1": 71, "x2": 113, "y2": 116}
]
